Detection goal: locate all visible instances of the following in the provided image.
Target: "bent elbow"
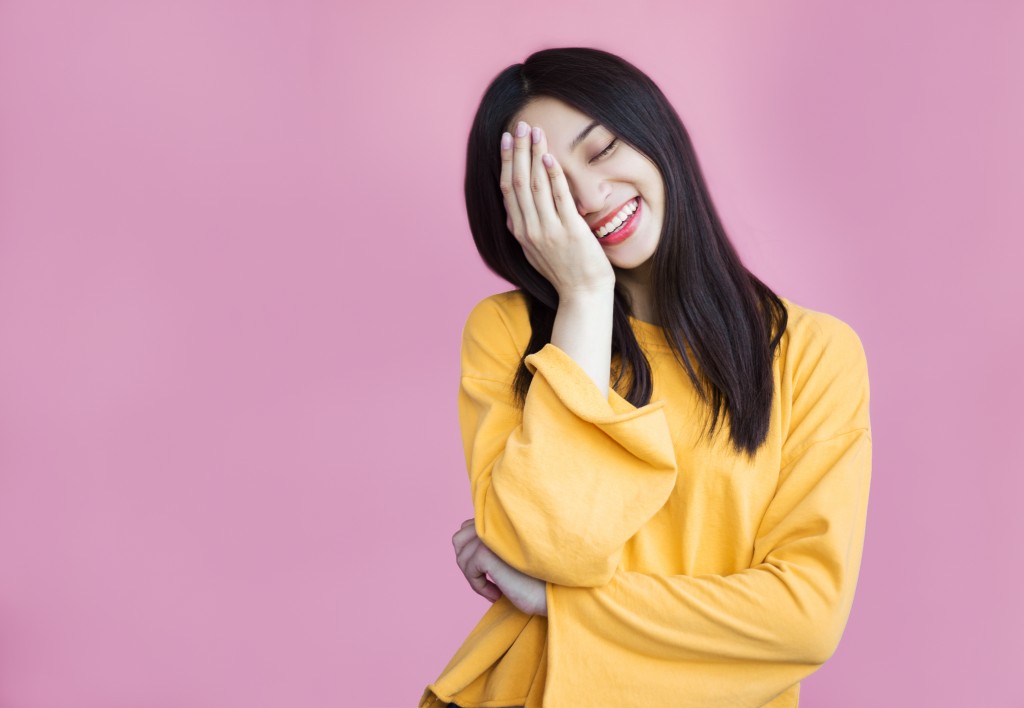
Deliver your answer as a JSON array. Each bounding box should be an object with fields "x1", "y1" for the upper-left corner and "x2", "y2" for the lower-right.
[
  {"x1": 473, "y1": 488, "x2": 626, "y2": 587},
  {"x1": 543, "y1": 526, "x2": 624, "y2": 587},
  {"x1": 477, "y1": 521, "x2": 621, "y2": 588},
  {"x1": 548, "y1": 553, "x2": 618, "y2": 588},
  {"x1": 787, "y1": 602, "x2": 852, "y2": 666}
]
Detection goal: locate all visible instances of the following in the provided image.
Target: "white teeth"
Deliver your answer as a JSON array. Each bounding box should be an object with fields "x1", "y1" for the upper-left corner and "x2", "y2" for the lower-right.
[{"x1": 594, "y1": 198, "x2": 639, "y2": 238}]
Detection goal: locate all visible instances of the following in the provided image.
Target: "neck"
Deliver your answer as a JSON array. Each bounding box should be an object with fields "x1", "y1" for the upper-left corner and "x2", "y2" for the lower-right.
[{"x1": 615, "y1": 261, "x2": 658, "y2": 326}]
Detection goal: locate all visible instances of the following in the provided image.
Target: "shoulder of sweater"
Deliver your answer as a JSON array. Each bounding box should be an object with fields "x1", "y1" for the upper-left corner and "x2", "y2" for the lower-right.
[
  {"x1": 460, "y1": 289, "x2": 531, "y2": 378},
  {"x1": 779, "y1": 296, "x2": 867, "y2": 366},
  {"x1": 778, "y1": 296, "x2": 871, "y2": 435},
  {"x1": 462, "y1": 288, "x2": 530, "y2": 342}
]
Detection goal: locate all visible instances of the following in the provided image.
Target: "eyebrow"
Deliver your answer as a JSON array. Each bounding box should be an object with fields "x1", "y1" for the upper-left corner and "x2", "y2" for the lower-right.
[{"x1": 570, "y1": 120, "x2": 602, "y2": 151}]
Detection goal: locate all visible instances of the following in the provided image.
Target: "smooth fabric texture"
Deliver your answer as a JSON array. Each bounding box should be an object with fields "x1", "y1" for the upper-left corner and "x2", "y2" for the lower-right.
[{"x1": 420, "y1": 289, "x2": 871, "y2": 708}]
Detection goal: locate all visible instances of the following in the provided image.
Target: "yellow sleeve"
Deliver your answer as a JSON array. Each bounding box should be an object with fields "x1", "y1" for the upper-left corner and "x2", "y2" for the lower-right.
[
  {"x1": 542, "y1": 313, "x2": 873, "y2": 706},
  {"x1": 459, "y1": 295, "x2": 679, "y2": 587}
]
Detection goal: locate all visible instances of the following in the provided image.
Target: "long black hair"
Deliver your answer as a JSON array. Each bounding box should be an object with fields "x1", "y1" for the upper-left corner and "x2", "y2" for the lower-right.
[{"x1": 464, "y1": 47, "x2": 788, "y2": 459}]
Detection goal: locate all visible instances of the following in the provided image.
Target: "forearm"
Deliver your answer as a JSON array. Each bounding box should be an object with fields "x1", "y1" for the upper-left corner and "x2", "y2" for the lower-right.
[
  {"x1": 541, "y1": 429, "x2": 872, "y2": 704},
  {"x1": 550, "y1": 288, "x2": 615, "y2": 399}
]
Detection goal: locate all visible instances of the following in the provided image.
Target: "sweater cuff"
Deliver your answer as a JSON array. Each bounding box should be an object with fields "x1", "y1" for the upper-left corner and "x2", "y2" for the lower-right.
[{"x1": 523, "y1": 343, "x2": 676, "y2": 470}]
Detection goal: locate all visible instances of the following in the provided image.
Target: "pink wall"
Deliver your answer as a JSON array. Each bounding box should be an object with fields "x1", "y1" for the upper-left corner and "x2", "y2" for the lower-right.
[{"x1": 0, "y1": 1, "x2": 1020, "y2": 706}]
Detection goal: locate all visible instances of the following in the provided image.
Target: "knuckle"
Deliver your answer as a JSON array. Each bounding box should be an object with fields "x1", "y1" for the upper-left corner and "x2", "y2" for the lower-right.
[
  {"x1": 531, "y1": 176, "x2": 545, "y2": 193},
  {"x1": 499, "y1": 180, "x2": 514, "y2": 197},
  {"x1": 511, "y1": 175, "x2": 529, "y2": 192}
]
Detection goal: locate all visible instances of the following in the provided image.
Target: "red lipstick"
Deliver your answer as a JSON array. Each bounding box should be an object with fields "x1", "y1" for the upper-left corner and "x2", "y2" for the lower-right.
[{"x1": 594, "y1": 197, "x2": 642, "y2": 246}]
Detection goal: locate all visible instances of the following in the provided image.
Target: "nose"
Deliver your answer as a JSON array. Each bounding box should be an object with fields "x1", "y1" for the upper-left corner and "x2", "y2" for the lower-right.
[{"x1": 568, "y1": 173, "x2": 612, "y2": 218}]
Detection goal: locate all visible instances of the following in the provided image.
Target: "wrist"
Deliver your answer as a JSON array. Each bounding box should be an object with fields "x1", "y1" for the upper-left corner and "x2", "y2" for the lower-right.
[{"x1": 557, "y1": 284, "x2": 615, "y2": 308}]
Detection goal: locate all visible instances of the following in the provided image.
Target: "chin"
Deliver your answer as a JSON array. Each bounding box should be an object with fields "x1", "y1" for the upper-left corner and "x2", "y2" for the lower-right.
[{"x1": 611, "y1": 252, "x2": 656, "y2": 271}]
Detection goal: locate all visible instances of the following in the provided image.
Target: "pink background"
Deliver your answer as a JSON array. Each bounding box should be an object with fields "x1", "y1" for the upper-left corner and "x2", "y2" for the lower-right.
[{"x1": 0, "y1": 2, "x2": 1021, "y2": 706}]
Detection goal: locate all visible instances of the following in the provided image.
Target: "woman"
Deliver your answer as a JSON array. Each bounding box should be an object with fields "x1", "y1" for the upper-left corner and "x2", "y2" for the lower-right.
[{"x1": 420, "y1": 47, "x2": 871, "y2": 708}]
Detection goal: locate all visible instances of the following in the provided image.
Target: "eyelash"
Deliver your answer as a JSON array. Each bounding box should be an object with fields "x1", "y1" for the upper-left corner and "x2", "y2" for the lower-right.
[{"x1": 592, "y1": 138, "x2": 619, "y2": 162}]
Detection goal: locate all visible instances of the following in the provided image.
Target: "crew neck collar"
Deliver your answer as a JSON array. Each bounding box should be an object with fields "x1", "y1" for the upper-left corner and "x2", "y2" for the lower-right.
[{"x1": 627, "y1": 315, "x2": 674, "y2": 350}]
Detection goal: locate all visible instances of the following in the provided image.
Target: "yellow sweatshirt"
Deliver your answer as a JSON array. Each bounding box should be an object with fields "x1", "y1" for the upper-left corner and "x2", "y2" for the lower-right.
[{"x1": 420, "y1": 289, "x2": 872, "y2": 708}]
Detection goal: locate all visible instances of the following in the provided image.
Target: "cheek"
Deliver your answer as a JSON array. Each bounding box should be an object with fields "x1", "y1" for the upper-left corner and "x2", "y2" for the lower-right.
[{"x1": 647, "y1": 179, "x2": 666, "y2": 208}]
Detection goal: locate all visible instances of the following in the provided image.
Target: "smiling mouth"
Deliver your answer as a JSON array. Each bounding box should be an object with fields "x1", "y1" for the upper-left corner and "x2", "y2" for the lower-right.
[{"x1": 593, "y1": 197, "x2": 640, "y2": 239}]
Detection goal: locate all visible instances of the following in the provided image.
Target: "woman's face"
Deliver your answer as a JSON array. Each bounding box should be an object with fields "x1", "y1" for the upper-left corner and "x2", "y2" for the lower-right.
[{"x1": 508, "y1": 96, "x2": 665, "y2": 272}]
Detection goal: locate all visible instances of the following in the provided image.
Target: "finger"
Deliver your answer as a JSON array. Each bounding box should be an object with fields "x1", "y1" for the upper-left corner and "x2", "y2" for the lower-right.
[
  {"x1": 511, "y1": 121, "x2": 542, "y2": 239},
  {"x1": 457, "y1": 538, "x2": 502, "y2": 601},
  {"x1": 461, "y1": 517, "x2": 475, "y2": 529},
  {"x1": 541, "y1": 152, "x2": 580, "y2": 226},
  {"x1": 471, "y1": 569, "x2": 503, "y2": 603},
  {"x1": 479, "y1": 580, "x2": 503, "y2": 603},
  {"x1": 529, "y1": 126, "x2": 559, "y2": 228},
  {"x1": 455, "y1": 535, "x2": 482, "y2": 573},
  {"x1": 498, "y1": 131, "x2": 524, "y2": 242},
  {"x1": 451, "y1": 523, "x2": 478, "y2": 555}
]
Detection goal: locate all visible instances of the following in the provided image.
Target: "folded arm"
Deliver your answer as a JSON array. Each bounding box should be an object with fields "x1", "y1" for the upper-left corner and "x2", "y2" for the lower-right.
[
  {"x1": 544, "y1": 427, "x2": 872, "y2": 705},
  {"x1": 459, "y1": 296, "x2": 679, "y2": 587}
]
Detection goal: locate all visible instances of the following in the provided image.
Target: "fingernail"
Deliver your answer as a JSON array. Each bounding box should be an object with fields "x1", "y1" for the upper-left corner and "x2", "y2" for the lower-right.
[
  {"x1": 531, "y1": 126, "x2": 541, "y2": 144},
  {"x1": 501, "y1": 132, "x2": 512, "y2": 150},
  {"x1": 515, "y1": 121, "x2": 528, "y2": 138},
  {"x1": 542, "y1": 153, "x2": 554, "y2": 168}
]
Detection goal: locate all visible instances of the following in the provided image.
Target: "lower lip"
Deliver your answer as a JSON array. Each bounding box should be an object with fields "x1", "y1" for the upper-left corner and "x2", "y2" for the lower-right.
[{"x1": 595, "y1": 198, "x2": 642, "y2": 246}]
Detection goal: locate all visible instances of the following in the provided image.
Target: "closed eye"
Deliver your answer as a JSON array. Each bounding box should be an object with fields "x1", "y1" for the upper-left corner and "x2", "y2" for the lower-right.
[{"x1": 591, "y1": 138, "x2": 619, "y2": 162}]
